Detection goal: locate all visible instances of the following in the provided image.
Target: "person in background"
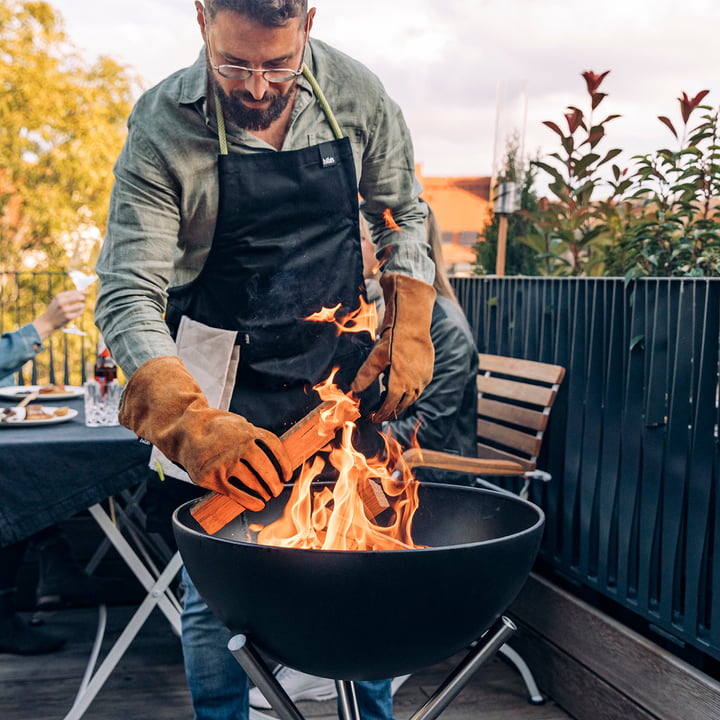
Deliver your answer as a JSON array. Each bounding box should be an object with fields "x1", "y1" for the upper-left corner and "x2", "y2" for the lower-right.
[
  {"x1": 95, "y1": 2, "x2": 436, "y2": 718},
  {"x1": 0, "y1": 290, "x2": 87, "y2": 384},
  {"x1": 0, "y1": 289, "x2": 108, "y2": 655},
  {"x1": 386, "y1": 203, "x2": 478, "y2": 484}
]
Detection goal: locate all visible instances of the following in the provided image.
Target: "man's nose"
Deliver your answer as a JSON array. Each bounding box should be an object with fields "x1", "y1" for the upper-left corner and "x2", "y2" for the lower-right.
[{"x1": 244, "y1": 72, "x2": 268, "y2": 100}]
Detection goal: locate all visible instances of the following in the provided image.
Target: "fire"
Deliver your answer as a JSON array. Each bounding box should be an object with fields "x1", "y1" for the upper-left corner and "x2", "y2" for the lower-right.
[
  {"x1": 303, "y1": 296, "x2": 378, "y2": 338},
  {"x1": 382, "y1": 208, "x2": 402, "y2": 232},
  {"x1": 248, "y1": 300, "x2": 423, "y2": 552},
  {"x1": 253, "y1": 383, "x2": 421, "y2": 551}
]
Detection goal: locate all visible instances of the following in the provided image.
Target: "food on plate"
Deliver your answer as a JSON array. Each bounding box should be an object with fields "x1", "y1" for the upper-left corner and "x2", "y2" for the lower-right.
[
  {"x1": 0, "y1": 403, "x2": 72, "y2": 423},
  {"x1": 25, "y1": 404, "x2": 54, "y2": 420},
  {"x1": 38, "y1": 384, "x2": 68, "y2": 395}
]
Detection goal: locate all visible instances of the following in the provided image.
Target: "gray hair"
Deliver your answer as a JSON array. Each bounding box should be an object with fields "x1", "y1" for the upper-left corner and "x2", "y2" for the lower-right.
[{"x1": 203, "y1": 0, "x2": 308, "y2": 27}]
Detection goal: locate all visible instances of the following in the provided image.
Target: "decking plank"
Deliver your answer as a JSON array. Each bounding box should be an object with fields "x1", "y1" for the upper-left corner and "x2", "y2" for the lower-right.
[{"x1": 0, "y1": 605, "x2": 575, "y2": 720}]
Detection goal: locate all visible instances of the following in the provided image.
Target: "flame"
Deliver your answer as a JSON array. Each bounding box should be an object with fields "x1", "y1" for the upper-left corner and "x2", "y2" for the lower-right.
[
  {"x1": 255, "y1": 398, "x2": 422, "y2": 551},
  {"x1": 303, "y1": 296, "x2": 378, "y2": 338},
  {"x1": 250, "y1": 314, "x2": 422, "y2": 551},
  {"x1": 382, "y1": 208, "x2": 402, "y2": 232}
]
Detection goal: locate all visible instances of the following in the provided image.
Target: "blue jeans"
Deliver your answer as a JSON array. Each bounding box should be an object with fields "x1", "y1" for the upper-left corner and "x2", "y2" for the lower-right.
[{"x1": 181, "y1": 568, "x2": 394, "y2": 720}]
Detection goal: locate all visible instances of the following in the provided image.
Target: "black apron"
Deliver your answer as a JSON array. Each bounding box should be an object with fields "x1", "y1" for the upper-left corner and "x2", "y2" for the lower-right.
[{"x1": 166, "y1": 69, "x2": 376, "y2": 436}]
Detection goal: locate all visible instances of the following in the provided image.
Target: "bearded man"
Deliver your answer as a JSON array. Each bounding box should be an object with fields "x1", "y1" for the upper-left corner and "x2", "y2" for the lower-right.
[{"x1": 96, "y1": 2, "x2": 436, "y2": 718}]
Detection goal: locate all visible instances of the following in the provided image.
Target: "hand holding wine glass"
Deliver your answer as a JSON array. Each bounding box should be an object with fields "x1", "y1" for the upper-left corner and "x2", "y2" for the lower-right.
[
  {"x1": 63, "y1": 235, "x2": 101, "y2": 336},
  {"x1": 33, "y1": 290, "x2": 89, "y2": 339}
]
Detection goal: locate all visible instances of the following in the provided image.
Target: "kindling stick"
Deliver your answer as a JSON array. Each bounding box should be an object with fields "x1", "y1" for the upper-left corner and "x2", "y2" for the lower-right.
[{"x1": 190, "y1": 400, "x2": 390, "y2": 534}]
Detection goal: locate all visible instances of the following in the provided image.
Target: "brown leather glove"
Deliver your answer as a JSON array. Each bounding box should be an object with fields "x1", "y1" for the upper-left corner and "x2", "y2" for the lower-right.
[
  {"x1": 119, "y1": 356, "x2": 292, "y2": 511},
  {"x1": 351, "y1": 273, "x2": 436, "y2": 423}
]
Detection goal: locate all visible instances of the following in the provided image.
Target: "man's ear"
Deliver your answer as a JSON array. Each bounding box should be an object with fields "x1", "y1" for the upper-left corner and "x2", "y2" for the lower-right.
[
  {"x1": 305, "y1": 7, "x2": 316, "y2": 35},
  {"x1": 195, "y1": 1, "x2": 208, "y2": 43}
]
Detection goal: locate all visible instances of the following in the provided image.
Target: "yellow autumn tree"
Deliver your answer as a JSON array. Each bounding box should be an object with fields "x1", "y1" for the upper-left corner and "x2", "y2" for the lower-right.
[{"x1": 0, "y1": 0, "x2": 137, "y2": 269}]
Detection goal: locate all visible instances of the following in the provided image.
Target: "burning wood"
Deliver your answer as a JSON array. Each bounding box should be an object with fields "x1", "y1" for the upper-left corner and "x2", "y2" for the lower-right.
[
  {"x1": 191, "y1": 298, "x2": 423, "y2": 550},
  {"x1": 190, "y1": 397, "x2": 389, "y2": 534}
]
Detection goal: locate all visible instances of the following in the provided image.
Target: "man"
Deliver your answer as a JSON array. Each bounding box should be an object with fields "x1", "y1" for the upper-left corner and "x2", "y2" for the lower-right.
[{"x1": 95, "y1": 2, "x2": 435, "y2": 718}]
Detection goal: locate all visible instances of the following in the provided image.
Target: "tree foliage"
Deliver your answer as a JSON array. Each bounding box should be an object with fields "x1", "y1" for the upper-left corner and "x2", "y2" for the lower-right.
[
  {"x1": 527, "y1": 71, "x2": 720, "y2": 278},
  {"x1": 0, "y1": 0, "x2": 137, "y2": 269},
  {"x1": 604, "y1": 92, "x2": 720, "y2": 279}
]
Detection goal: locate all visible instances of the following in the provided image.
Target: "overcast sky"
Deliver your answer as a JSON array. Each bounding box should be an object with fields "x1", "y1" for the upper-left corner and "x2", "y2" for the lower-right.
[{"x1": 50, "y1": 0, "x2": 720, "y2": 181}]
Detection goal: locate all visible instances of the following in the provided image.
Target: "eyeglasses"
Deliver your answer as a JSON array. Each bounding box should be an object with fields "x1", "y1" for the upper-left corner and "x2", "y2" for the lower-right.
[{"x1": 207, "y1": 38, "x2": 305, "y2": 83}]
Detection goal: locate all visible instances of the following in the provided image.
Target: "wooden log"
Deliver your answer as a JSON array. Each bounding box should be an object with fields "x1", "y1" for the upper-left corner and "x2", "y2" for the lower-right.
[{"x1": 190, "y1": 400, "x2": 390, "y2": 534}]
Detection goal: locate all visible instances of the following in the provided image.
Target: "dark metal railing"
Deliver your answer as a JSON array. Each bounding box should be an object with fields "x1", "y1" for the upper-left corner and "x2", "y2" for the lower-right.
[
  {"x1": 5, "y1": 271, "x2": 719, "y2": 661},
  {"x1": 0, "y1": 271, "x2": 99, "y2": 386},
  {"x1": 451, "y1": 275, "x2": 720, "y2": 663}
]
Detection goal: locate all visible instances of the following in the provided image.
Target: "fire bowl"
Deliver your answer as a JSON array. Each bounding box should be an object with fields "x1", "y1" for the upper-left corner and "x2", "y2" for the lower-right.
[{"x1": 172, "y1": 482, "x2": 544, "y2": 681}]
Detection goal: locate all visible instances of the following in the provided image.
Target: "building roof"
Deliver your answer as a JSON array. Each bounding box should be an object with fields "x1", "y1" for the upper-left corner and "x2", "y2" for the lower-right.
[{"x1": 417, "y1": 166, "x2": 493, "y2": 236}]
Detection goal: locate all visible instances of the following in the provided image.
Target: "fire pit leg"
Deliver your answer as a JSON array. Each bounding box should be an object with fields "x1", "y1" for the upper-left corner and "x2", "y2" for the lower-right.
[
  {"x1": 336, "y1": 680, "x2": 361, "y2": 720},
  {"x1": 408, "y1": 616, "x2": 517, "y2": 720},
  {"x1": 227, "y1": 634, "x2": 305, "y2": 720}
]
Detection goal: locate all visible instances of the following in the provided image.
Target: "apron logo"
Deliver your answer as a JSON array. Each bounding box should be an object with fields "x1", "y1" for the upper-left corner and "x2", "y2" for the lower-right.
[{"x1": 318, "y1": 142, "x2": 337, "y2": 168}]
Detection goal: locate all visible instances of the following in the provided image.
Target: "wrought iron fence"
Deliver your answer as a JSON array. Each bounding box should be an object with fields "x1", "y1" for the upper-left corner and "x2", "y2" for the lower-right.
[
  {"x1": 0, "y1": 271, "x2": 99, "y2": 386},
  {"x1": 451, "y1": 275, "x2": 720, "y2": 664}
]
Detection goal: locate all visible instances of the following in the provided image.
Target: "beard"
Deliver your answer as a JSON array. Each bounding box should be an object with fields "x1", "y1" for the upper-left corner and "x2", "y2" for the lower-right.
[{"x1": 210, "y1": 72, "x2": 294, "y2": 131}]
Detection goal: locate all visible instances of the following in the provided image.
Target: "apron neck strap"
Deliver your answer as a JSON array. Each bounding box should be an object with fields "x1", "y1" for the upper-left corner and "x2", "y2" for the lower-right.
[
  {"x1": 301, "y1": 64, "x2": 344, "y2": 140},
  {"x1": 213, "y1": 63, "x2": 343, "y2": 156},
  {"x1": 213, "y1": 90, "x2": 230, "y2": 156}
]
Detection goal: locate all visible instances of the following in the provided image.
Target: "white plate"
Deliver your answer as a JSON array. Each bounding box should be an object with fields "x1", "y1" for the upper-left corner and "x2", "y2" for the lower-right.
[
  {"x1": 0, "y1": 406, "x2": 78, "y2": 427},
  {"x1": 0, "y1": 385, "x2": 84, "y2": 401}
]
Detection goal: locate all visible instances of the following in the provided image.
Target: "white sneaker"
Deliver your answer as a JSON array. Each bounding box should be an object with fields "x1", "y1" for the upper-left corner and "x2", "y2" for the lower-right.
[{"x1": 248, "y1": 666, "x2": 338, "y2": 709}]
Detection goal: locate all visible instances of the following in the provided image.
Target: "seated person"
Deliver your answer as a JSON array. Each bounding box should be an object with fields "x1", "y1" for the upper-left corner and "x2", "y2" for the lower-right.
[
  {"x1": 385, "y1": 203, "x2": 478, "y2": 484},
  {"x1": 0, "y1": 289, "x2": 119, "y2": 655}
]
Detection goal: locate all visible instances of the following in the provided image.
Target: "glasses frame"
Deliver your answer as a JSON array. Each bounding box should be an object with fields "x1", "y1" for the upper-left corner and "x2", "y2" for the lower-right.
[{"x1": 206, "y1": 28, "x2": 307, "y2": 84}]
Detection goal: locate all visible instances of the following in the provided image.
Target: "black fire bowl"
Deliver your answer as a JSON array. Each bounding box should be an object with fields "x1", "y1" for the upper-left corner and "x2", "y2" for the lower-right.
[{"x1": 172, "y1": 482, "x2": 544, "y2": 681}]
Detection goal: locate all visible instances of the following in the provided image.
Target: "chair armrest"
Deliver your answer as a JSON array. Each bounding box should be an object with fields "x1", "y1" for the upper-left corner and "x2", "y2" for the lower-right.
[{"x1": 401, "y1": 448, "x2": 526, "y2": 476}]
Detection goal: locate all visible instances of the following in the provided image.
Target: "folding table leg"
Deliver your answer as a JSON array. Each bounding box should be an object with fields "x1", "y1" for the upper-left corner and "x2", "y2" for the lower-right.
[
  {"x1": 62, "y1": 553, "x2": 184, "y2": 720},
  {"x1": 61, "y1": 503, "x2": 184, "y2": 720},
  {"x1": 87, "y1": 503, "x2": 182, "y2": 632},
  {"x1": 498, "y1": 643, "x2": 544, "y2": 704}
]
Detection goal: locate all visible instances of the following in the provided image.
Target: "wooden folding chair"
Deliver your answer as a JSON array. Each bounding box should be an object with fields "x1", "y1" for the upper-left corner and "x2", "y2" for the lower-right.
[
  {"x1": 401, "y1": 353, "x2": 566, "y2": 704},
  {"x1": 402, "y1": 353, "x2": 565, "y2": 499}
]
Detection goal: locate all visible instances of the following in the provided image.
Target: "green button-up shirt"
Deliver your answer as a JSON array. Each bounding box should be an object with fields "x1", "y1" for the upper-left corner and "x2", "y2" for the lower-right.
[{"x1": 96, "y1": 39, "x2": 433, "y2": 376}]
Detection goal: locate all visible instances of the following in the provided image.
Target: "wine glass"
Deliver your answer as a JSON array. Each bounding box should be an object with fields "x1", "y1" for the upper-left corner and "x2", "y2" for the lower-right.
[{"x1": 63, "y1": 234, "x2": 100, "y2": 336}]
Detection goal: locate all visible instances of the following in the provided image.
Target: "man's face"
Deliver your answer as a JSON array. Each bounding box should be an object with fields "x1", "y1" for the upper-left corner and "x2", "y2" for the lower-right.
[{"x1": 198, "y1": 5, "x2": 314, "y2": 131}]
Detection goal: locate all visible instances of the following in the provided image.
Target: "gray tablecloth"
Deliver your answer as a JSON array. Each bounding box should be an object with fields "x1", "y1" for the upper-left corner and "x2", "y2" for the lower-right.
[{"x1": 0, "y1": 396, "x2": 151, "y2": 546}]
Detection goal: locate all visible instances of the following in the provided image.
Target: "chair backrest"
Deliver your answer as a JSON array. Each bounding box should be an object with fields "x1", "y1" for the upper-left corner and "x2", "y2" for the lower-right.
[{"x1": 475, "y1": 353, "x2": 565, "y2": 473}]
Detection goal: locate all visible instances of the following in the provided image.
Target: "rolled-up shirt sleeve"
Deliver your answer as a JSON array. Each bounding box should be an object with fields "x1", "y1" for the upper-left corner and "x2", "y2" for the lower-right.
[
  {"x1": 0, "y1": 324, "x2": 42, "y2": 383},
  {"x1": 95, "y1": 126, "x2": 181, "y2": 377},
  {"x1": 358, "y1": 93, "x2": 434, "y2": 285}
]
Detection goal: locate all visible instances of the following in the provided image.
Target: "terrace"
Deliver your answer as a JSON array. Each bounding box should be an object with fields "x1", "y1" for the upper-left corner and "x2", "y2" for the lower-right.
[{"x1": 2, "y1": 271, "x2": 720, "y2": 720}]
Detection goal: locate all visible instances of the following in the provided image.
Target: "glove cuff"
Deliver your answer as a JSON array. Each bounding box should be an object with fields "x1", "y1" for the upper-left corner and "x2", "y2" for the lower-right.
[{"x1": 119, "y1": 355, "x2": 208, "y2": 456}]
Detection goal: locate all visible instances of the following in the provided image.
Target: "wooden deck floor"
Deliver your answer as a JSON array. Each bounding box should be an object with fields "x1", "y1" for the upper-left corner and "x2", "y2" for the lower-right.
[{"x1": 0, "y1": 605, "x2": 575, "y2": 720}]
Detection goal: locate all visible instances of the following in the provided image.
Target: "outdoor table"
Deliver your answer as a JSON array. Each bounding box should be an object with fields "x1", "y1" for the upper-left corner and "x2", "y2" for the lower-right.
[
  {"x1": 0, "y1": 395, "x2": 183, "y2": 720},
  {"x1": 0, "y1": 396, "x2": 150, "y2": 546}
]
